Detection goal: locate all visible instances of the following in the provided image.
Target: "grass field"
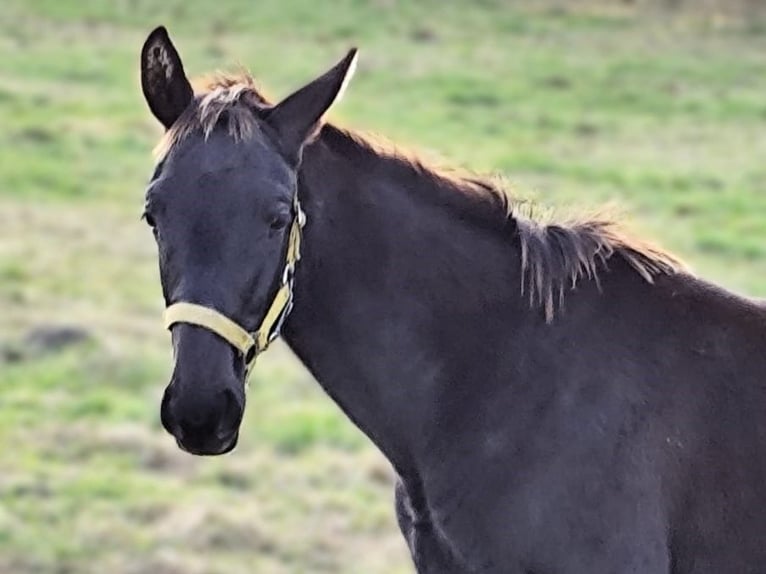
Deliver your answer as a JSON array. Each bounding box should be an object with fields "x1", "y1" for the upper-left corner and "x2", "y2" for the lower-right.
[{"x1": 2, "y1": 1, "x2": 766, "y2": 572}]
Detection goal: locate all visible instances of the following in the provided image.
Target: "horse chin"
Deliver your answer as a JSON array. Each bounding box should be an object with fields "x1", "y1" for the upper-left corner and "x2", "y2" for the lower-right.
[{"x1": 176, "y1": 431, "x2": 239, "y2": 457}]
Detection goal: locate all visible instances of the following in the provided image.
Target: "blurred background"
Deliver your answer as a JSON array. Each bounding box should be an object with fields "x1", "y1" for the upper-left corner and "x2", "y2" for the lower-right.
[{"x1": 1, "y1": 1, "x2": 766, "y2": 572}]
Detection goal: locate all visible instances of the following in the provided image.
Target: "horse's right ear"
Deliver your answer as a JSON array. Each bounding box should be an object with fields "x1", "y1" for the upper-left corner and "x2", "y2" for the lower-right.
[{"x1": 140, "y1": 26, "x2": 193, "y2": 129}]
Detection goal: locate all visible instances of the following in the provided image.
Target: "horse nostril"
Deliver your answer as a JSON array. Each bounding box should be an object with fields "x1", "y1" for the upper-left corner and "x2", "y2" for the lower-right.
[
  {"x1": 213, "y1": 389, "x2": 242, "y2": 438},
  {"x1": 222, "y1": 388, "x2": 241, "y2": 419},
  {"x1": 160, "y1": 384, "x2": 177, "y2": 435}
]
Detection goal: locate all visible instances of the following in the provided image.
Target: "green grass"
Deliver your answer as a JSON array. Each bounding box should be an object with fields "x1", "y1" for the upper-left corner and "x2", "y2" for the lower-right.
[{"x1": 2, "y1": 1, "x2": 766, "y2": 572}]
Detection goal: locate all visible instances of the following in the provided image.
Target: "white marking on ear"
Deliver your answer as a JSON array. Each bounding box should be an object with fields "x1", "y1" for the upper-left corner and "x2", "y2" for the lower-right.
[
  {"x1": 159, "y1": 47, "x2": 174, "y2": 80},
  {"x1": 147, "y1": 40, "x2": 174, "y2": 81},
  {"x1": 331, "y1": 50, "x2": 358, "y2": 110}
]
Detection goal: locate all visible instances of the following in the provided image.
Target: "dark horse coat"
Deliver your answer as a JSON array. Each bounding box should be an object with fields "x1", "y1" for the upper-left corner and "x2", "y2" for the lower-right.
[{"x1": 139, "y1": 27, "x2": 766, "y2": 573}]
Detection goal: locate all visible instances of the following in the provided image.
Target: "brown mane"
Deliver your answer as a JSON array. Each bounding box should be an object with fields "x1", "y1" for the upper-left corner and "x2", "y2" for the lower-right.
[{"x1": 155, "y1": 72, "x2": 685, "y2": 321}]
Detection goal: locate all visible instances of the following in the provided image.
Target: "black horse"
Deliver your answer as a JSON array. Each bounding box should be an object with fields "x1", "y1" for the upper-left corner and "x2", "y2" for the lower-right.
[{"x1": 139, "y1": 27, "x2": 766, "y2": 573}]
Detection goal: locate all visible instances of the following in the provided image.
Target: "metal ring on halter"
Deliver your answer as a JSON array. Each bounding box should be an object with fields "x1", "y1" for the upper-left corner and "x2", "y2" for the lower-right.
[{"x1": 282, "y1": 263, "x2": 294, "y2": 285}]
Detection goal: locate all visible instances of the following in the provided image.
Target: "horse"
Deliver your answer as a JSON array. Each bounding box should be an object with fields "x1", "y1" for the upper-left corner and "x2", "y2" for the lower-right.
[{"x1": 139, "y1": 26, "x2": 766, "y2": 573}]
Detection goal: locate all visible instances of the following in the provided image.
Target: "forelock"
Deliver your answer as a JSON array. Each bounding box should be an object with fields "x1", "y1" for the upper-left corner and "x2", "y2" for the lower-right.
[{"x1": 153, "y1": 72, "x2": 271, "y2": 161}]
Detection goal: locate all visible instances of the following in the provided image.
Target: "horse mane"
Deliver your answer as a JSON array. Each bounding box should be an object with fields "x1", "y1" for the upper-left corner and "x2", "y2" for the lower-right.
[
  {"x1": 319, "y1": 126, "x2": 684, "y2": 321},
  {"x1": 155, "y1": 72, "x2": 685, "y2": 321},
  {"x1": 513, "y1": 214, "x2": 682, "y2": 320}
]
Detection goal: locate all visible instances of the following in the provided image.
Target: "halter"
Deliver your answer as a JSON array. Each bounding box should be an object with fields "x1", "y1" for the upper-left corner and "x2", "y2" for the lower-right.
[{"x1": 162, "y1": 193, "x2": 306, "y2": 379}]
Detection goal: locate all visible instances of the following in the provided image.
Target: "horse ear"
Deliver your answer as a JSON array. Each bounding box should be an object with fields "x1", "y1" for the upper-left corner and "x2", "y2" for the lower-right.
[
  {"x1": 266, "y1": 48, "x2": 358, "y2": 162},
  {"x1": 140, "y1": 26, "x2": 194, "y2": 129}
]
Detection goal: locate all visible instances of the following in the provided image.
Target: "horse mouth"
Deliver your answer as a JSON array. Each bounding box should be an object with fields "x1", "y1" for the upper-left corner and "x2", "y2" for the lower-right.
[{"x1": 176, "y1": 431, "x2": 239, "y2": 456}]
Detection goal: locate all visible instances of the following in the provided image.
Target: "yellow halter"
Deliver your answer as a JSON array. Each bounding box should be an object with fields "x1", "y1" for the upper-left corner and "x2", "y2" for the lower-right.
[{"x1": 162, "y1": 195, "x2": 306, "y2": 378}]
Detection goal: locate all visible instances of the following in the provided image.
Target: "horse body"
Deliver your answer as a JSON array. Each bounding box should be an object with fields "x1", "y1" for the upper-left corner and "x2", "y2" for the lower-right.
[
  {"x1": 138, "y1": 28, "x2": 766, "y2": 572},
  {"x1": 284, "y1": 127, "x2": 766, "y2": 572}
]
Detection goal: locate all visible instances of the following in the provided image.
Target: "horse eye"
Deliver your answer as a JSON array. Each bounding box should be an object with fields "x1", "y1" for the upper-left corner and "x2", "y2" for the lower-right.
[{"x1": 269, "y1": 215, "x2": 288, "y2": 231}]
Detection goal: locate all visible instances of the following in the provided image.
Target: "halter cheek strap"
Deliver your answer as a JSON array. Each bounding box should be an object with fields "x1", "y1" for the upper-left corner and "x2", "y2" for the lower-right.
[{"x1": 162, "y1": 195, "x2": 306, "y2": 378}]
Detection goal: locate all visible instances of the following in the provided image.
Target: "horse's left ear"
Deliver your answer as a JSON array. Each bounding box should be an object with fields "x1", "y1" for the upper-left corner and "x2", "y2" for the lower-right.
[
  {"x1": 140, "y1": 26, "x2": 194, "y2": 129},
  {"x1": 266, "y1": 48, "x2": 358, "y2": 163}
]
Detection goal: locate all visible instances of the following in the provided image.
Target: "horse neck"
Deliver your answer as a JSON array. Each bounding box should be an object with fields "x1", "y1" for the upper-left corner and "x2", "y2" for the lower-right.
[{"x1": 281, "y1": 127, "x2": 526, "y2": 472}]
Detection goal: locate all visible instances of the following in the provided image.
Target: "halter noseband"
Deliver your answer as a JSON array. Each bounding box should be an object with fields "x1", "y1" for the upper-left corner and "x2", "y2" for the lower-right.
[{"x1": 162, "y1": 194, "x2": 306, "y2": 379}]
